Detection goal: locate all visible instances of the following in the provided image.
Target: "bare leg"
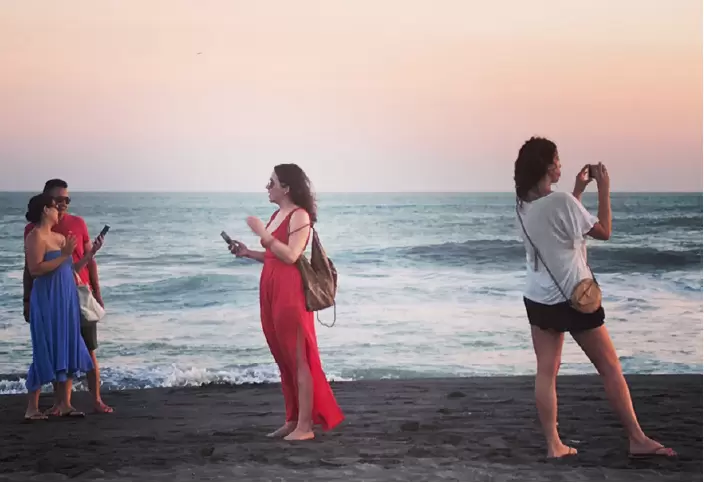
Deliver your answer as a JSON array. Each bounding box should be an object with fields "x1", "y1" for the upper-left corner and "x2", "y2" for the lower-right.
[
  {"x1": 43, "y1": 381, "x2": 61, "y2": 416},
  {"x1": 88, "y1": 350, "x2": 113, "y2": 413},
  {"x1": 284, "y1": 329, "x2": 315, "y2": 441},
  {"x1": 25, "y1": 389, "x2": 46, "y2": 420},
  {"x1": 572, "y1": 326, "x2": 675, "y2": 456},
  {"x1": 56, "y1": 379, "x2": 83, "y2": 416},
  {"x1": 56, "y1": 380, "x2": 71, "y2": 413},
  {"x1": 531, "y1": 326, "x2": 576, "y2": 458}
]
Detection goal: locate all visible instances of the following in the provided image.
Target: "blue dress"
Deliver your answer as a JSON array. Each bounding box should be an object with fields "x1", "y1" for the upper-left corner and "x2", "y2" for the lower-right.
[{"x1": 26, "y1": 250, "x2": 94, "y2": 392}]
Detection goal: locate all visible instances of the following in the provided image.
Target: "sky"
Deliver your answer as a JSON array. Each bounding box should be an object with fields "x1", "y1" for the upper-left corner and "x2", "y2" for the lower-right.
[{"x1": 1, "y1": 0, "x2": 701, "y2": 192}]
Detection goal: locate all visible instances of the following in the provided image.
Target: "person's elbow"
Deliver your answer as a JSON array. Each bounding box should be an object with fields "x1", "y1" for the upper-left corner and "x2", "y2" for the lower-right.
[
  {"x1": 27, "y1": 265, "x2": 42, "y2": 278},
  {"x1": 282, "y1": 253, "x2": 299, "y2": 265},
  {"x1": 587, "y1": 223, "x2": 611, "y2": 241},
  {"x1": 281, "y1": 248, "x2": 304, "y2": 265}
]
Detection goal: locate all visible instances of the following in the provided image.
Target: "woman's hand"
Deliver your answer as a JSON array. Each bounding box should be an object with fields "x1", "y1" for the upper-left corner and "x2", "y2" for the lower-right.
[
  {"x1": 61, "y1": 234, "x2": 77, "y2": 257},
  {"x1": 593, "y1": 162, "x2": 610, "y2": 192},
  {"x1": 572, "y1": 164, "x2": 593, "y2": 200},
  {"x1": 246, "y1": 216, "x2": 267, "y2": 237},
  {"x1": 229, "y1": 240, "x2": 249, "y2": 258}
]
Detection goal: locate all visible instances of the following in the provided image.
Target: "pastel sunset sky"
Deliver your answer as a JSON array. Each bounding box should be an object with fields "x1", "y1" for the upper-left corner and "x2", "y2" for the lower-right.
[{"x1": 1, "y1": 0, "x2": 701, "y2": 192}]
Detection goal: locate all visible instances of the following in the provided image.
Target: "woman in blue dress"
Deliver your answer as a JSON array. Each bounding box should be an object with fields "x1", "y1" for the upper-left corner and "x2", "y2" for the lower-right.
[{"x1": 23, "y1": 193, "x2": 102, "y2": 420}]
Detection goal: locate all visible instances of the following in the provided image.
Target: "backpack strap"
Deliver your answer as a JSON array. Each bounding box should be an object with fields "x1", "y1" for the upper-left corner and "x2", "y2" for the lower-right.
[{"x1": 287, "y1": 208, "x2": 311, "y2": 235}]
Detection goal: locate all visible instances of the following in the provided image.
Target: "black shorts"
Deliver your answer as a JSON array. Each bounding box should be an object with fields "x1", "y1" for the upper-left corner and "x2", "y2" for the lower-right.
[
  {"x1": 524, "y1": 297, "x2": 605, "y2": 334},
  {"x1": 80, "y1": 322, "x2": 99, "y2": 352}
]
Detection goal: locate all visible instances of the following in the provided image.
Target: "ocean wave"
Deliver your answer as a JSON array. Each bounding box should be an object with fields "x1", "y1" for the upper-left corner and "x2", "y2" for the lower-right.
[
  {"x1": 616, "y1": 214, "x2": 702, "y2": 230},
  {"x1": 381, "y1": 239, "x2": 702, "y2": 273},
  {"x1": 0, "y1": 363, "x2": 351, "y2": 395},
  {"x1": 106, "y1": 273, "x2": 258, "y2": 309},
  {"x1": 2, "y1": 359, "x2": 700, "y2": 395}
]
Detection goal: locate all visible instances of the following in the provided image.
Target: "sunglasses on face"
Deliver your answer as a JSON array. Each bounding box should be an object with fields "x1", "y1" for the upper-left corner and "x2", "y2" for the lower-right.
[{"x1": 54, "y1": 196, "x2": 71, "y2": 205}]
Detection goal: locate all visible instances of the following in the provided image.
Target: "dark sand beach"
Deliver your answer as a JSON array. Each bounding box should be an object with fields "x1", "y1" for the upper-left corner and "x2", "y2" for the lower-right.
[{"x1": 0, "y1": 375, "x2": 700, "y2": 481}]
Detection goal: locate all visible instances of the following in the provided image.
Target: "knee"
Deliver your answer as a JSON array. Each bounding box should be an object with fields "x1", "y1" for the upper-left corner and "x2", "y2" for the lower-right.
[
  {"x1": 597, "y1": 359, "x2": 623, "y2": 380},
  {"x1": 536, "y1": 360, "x2": 561, "y2": 379}
]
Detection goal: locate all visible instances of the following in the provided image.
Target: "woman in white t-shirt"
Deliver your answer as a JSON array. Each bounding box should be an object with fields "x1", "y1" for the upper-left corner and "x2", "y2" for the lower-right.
[{"x1": 514, "y1": 136, "x2": 675, "y2": 460}]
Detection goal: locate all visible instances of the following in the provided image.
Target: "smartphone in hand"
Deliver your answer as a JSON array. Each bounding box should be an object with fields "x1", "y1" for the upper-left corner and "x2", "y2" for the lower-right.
[
  {"x1": 221, "y1": 231, "x2": 234, "y2": 245},
  {"x1": 221, "y1": 231, "x2": 244, "y2": 256},
  {"x1": 588, "y1": 164, "x2": 598, "y2": 179},
  {"x1": 90, "y1": 225, "x2": 110, "y2": 255},
  {"x1": 221, "y1": 231, "x2": 242, "y2": 247}
]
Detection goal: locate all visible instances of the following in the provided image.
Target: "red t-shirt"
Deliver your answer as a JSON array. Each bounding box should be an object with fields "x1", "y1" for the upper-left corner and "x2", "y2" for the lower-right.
[{"x1": 24, "y1": 213, "x2": 92, "y2": 285}]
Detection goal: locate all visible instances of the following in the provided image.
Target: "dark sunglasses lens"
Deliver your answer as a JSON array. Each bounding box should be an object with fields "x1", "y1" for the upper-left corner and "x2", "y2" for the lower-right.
[{"x1": 55, "y1": 196, "x2": 71, "y2": 204}]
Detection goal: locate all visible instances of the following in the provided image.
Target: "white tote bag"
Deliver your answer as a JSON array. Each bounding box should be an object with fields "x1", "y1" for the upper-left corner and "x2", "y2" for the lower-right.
[{"x1": 74, "y1": 271, "x2": 106, "y2": 323}]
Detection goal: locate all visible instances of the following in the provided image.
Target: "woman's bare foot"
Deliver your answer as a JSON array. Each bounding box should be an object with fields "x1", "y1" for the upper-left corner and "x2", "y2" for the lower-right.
[
  {"x1": 283, "y1": 428, "x2": 315, "y2": 441},
  {"x1": 43, "y1": 404, "x2": 61, "y2": 416},
  {"x1": 547, "y1": 443, "x2": 577, "y2": 459},
  {"x1": 93, "y1": 400, "x2": 114, "y2": 414},
  {"x1": 266, "y1": 421, "x2": 297, "y2": 438},
  {"x1": 629, "y1": 436, "x2": 677, "y2": 458}
]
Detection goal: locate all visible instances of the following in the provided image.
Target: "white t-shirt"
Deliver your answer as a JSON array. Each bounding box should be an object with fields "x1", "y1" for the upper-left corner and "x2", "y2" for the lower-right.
[{"x1": 516, "y1": 191, "x2": 598, "y2": 305}]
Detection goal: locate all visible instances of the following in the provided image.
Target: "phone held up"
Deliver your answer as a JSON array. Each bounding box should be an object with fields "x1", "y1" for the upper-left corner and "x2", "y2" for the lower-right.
[
  {"x1": 90, "y1": 224, "x2": 110, "y2": 254},
  {"x1": 587, "y1": 164, "x2": 598, "y2": 180},
  {"x1": 221, "y1": 231, "x2": 240, "y2": 250}
]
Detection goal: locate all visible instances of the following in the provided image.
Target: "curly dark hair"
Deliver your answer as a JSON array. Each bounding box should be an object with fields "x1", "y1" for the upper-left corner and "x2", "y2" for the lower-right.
[
  {"x1": 26, "y1": 193, "x2": 55, "y2": 224},
  {"x1": 274, "y1": 163, "x2": 318, "y2": 224},
  {"x1": 514, "y1": 136, "x2": 557, "y2": 202}
]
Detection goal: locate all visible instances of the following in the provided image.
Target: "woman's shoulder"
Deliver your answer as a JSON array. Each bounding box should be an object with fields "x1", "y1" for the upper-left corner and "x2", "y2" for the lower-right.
[
  {"x1": 24, "y1": 227, "x2": 40, "y2": 244},
  {"x1": 533, "y1": 191, "x2": 574, "y2": 210},
  {"x1": 291, "y1": 206, "x2": 310, "y2": 220}
]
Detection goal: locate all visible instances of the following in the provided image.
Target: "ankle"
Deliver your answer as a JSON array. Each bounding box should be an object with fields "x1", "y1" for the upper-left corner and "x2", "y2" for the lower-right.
[
  {"x1": 628, "y1": 432, "x2": 649, "y2": 445},
  {"x1": 545, "y1": 433, "x2": 563, "y2": 447}
]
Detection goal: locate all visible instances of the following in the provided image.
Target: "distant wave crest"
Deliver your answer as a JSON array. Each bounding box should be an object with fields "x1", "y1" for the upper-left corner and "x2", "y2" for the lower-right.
[{"x1": 385, "y1": 239, "x2": 703, "y2": 273}]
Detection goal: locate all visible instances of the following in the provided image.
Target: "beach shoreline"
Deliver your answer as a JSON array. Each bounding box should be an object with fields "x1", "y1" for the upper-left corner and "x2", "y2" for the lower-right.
[{"x1": 0, "y1": 374, "x2": 701, "y2": 481}]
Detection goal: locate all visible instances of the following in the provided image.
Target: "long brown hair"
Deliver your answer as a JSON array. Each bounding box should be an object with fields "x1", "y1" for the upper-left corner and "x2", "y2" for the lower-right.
[{"x1": 274, "y1": 163, "x2": 318, "y2": 224}]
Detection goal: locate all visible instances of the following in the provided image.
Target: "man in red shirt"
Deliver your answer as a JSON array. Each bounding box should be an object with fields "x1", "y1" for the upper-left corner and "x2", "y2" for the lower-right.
[{"x1": 23, "y1": 179, "x2": 113, "y2": 414}]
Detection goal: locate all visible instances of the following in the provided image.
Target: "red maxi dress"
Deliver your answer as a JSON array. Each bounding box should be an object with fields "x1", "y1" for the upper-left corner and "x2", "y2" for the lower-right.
[{"x1": 259, "y1": 209, "x2": 344, "y2": 431}]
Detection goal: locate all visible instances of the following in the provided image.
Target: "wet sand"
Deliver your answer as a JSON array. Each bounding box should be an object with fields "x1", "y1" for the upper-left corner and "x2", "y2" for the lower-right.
[{"x1": 0, "y1": 375, "x2": 700, "y2": 481}]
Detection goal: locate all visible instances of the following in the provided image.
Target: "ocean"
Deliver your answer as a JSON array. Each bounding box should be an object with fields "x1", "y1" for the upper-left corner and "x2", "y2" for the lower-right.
[{"x1": 0, "y1": 192, "x2": 701, "y2": 394}]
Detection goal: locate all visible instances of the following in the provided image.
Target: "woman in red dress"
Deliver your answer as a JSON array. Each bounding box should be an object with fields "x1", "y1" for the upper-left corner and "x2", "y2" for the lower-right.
[{"x1": 230, "y1": 164, "x2": 344, "y2": 441}]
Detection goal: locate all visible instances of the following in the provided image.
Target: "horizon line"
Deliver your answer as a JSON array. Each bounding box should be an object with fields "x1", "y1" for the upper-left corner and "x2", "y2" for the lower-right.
[{"x1": 0, "y1": 190, "x2": 702, "y2": 195}]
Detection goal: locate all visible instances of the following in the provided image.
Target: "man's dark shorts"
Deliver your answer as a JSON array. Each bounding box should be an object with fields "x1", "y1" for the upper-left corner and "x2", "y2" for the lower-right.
[{"x1": 80, "y1": 323, "x2": 99, "y2": 352}]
